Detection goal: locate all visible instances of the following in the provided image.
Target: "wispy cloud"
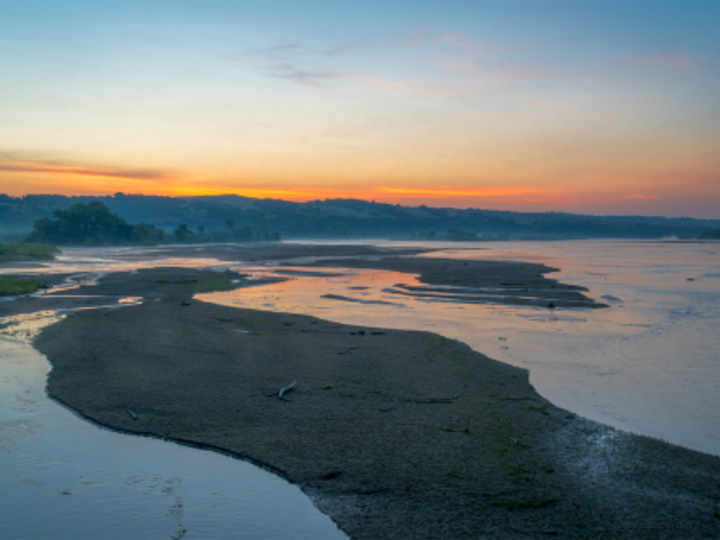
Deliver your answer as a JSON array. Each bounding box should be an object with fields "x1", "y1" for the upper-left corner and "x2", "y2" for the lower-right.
[
  {"x1": 625, "y1": 53, "x2": 699, "y2": 71},
  {"x1": 242, "y1": 40, "x2": 353, "y2": 89},
  {"x1": 269, "y1": 63, "x2": 347, "y2": 87},
  {"x1": 0, "y1": 159, "x2": 171, "y2": 181}
]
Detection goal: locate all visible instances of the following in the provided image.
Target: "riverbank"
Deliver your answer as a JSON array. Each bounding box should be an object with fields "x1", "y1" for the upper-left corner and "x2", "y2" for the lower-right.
[
  {"x1": 23, "y1": 246, "x2": 720, "y2": 538},
  {"x1": 0, "y1": 243, "x2": 60, "y2": 295},
  {"x1": 0, "y1": 242, "x2": 59, "y2": 263}
]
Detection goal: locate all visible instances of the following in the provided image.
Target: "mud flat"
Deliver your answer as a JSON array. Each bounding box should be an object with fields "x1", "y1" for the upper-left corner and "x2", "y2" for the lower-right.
[{"x1": 24, "y1": 247, "x2": 720, "y2": 539}]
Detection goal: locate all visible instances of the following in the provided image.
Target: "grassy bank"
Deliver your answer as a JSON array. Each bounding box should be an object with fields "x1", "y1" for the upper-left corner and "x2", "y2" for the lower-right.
[
  {"x1": 0, "y1": 275, "x2": 43, "y2": 295},
  {"x1": 0, "y1": 243, "x2": 60, "y2": 262}
]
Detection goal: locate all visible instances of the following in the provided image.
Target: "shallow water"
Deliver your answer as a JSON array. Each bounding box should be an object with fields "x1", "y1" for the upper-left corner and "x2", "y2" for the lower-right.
[
  {"x1": 5, "y1": 245, "x2": 232, "y2": 276},
  {"x1": 1, "y1": 240, "x2": 718, "y2": 538},
  {"x1": 0, "y1": 301, "x2": 346, "y2": 539},
  {"x1": 202, "y1": 240, "x2": 720, "y2": 456}
]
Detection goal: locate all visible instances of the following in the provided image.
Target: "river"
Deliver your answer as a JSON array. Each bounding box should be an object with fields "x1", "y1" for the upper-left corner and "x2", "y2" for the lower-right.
[{"x1": 1, "y1": 239, "x2": 718, "y2": 538}]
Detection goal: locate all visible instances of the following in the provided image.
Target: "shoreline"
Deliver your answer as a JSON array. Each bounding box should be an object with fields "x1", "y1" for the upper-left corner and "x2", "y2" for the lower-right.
[{"x1": 8, "y1": 245, "x2": 720, "y2": 538}]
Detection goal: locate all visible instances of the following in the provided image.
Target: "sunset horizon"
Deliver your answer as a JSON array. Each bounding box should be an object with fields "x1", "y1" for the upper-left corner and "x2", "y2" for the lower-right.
[
  {"x1": 2, "y1": 4, "x2": 720, "y2": 537},
  {"x1": 6, "y1": 176, "x2": 720, "y2": 221}
]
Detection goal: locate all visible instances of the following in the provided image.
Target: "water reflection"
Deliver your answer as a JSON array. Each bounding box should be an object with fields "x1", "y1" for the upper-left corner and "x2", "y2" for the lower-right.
[
  {"x1": 201, "y1": 240, "x2": 720, "y2": 457},
  {"x1": 0, "y1": 245, "x2": 234, "y2": 277}
]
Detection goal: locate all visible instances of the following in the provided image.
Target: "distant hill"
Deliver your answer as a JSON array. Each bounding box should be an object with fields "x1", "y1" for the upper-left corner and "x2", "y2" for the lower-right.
[{"x1": 1, "y1": 193, "x2": 719, "y2": 242}]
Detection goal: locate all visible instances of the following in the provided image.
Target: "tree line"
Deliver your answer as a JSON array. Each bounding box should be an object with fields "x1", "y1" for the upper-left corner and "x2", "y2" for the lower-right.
[
  {"x1": 26, "y1": 201, "x2": 281, "y2": 245},
  {"x1": 4, "y1": 192, "x2": 720, "y2": 241}
]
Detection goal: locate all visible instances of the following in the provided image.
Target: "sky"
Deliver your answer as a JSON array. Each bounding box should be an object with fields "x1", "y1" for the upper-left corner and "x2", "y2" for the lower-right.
[{"x1": 1, "y1": 0, "x2": 719, "y2": 218}]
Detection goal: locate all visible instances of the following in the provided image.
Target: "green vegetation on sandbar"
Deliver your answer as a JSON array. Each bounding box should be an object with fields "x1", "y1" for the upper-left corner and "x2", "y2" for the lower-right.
[
  {"x1": 183, "y1": 280, "x2": 238, "y2": 292},
  {"x1": 0, "y1": 243, "x2": 60, "y2": 262},
  {"x1": 140, "y1": 271, "x2": 238, "y2": 292},
  {"x1": 0, "y1": 275, "x2": 43, "y2": 295}
]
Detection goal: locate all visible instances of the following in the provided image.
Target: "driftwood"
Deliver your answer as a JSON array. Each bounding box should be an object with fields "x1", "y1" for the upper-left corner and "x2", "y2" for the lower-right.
[
  {"x1": 266, "y1": 380, "x2": 297, "y2": 401},
  {"x1": 411, "y1": 393, "x2": 460, "y2": 404},
  {"x1": 127, "y1": 410, "x2": 137, "y2": 420}
]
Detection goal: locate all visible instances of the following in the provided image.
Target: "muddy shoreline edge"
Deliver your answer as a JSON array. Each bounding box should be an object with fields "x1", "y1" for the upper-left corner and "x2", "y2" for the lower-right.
[{"x1": 13, "y1": 244, "x2": 720, "y2": 538}]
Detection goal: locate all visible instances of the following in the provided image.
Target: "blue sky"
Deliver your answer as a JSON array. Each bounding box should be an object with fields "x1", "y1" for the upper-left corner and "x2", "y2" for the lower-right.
[{"x1": 1, "y1": 1, "x2": 719, "y2": 217}]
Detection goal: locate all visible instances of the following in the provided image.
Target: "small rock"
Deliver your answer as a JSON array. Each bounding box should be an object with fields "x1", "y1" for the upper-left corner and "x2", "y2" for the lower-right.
[{"x1": 322, "y1": 470, "x2": 343, "y2": 480}]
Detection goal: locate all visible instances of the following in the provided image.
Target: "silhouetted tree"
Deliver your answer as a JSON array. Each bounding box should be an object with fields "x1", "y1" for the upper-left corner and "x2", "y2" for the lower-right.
[
  {"x1": 173, "y1": 223, "x2": 197, "y2": 243},
  {"x1": 26, "y1": 201, "x2": 133, "y2": 244},
  {"x1": 700, "y1": 228, "x2": 720, "y2": 239},
  {"x1": 130, "y1": 223, "x2": 166, "y2": 244}
]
